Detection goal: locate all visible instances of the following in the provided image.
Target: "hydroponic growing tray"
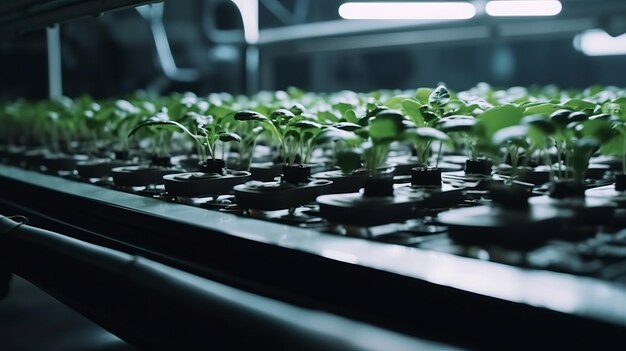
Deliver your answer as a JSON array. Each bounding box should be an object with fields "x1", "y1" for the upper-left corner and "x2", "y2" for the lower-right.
[{"x1": 1, "y1": 164, "x2": 626, "y2": 349}]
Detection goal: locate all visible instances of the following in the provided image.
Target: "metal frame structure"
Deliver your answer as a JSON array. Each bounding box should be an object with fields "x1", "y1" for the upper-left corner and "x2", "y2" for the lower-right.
[
  {"x1": 2, "y1": 164, "x2": 626, "y2": 348},
  {"x1": 252, "y1": 1, "x2": 626, "y2": 89},
  {"x1": 0, "y1": 0, "x2": 161, "y2": 99},
  {"x1": 0, "y1": 0, "x2": 160, "y2": 34},
  {"x1": 4, "y1": 0, "x2": 626, "y2": 96}
]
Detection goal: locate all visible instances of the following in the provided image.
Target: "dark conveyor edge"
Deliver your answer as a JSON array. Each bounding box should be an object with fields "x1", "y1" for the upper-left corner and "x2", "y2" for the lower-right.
[{"x1": 0, "y1": 215, "x2": 454, "y2": 351}]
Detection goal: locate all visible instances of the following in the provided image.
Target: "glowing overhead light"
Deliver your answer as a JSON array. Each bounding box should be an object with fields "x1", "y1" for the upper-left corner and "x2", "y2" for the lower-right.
[
  {"x1": 485, "y1": 1, "x2": 562, "y2": 17},
  {"x1": 574, "y1": 29, "x2": 626, "y2": 56},
  {"x1": 338, "y1": 2, "x2": 476, "y2": 20}
]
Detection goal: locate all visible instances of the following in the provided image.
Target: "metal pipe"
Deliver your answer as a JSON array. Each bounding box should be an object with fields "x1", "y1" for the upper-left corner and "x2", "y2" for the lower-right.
[
  {"x1": 136, "y1": 3, "x2": 200, "y2": 82},
  {"x1": 231, "y1": 0, "x2": 260, "y2": 94},
  {"x1": 46, "y1": 24, "x2": 63, "y2": 99}
]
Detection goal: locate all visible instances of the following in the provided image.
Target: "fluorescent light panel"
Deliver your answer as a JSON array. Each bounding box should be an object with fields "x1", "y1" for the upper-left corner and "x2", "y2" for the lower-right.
[
  {"x1": 574, "y1": 29, "x2": 626, "y2": 56},
  {"x1": 338, "y1": 2, "x2": 476, "y2": 20},
  {"x1": 485, "y1": 1, "x2": 562, "y2": 17}
]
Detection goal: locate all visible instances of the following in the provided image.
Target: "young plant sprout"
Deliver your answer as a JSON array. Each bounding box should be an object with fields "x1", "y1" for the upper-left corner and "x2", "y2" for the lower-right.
[
  {"x1": 127, "y1": 109, "x2": 178, "y2": 164},
  {"x1": 105, "y1": 99, "x2": 149, "y2": 158},
  {"x1": 404, "y1": 126, "x2": 450, "y2": 169},
  {"x1": 437, "y1": 114, "x2": 478, "y2": 160},
  {"x1": 315, "y1": 123, "x2": 363, "y2": 176},
  {"x1": 490, "y1": 124, "x2": 532, "y2": 178},
  {"x1": 606, "y1": 120, "x2": 626, "y2": 176},
  {"x1": 11, "y1": 101, "x2": 44, "y2": 148},
  {"x1": 398, "y1": 85, "x2": 453, "y2": 168},
  {"x1": 596, "y1": 97, "x2": 626, "y2": 176},
  {"x1": 228, "y1": 120, "x2": 264, "y2": 171},
  {"x1": 0, "y1": 102, "x2": 15, "y2": 146},
  {"x1": 233, "y1": 105, "x2": 325, "y2": 167},
  {"x1": 130, "y1": 108, "x2": 242, "y2": 172},
  {"x1": 520, "y1": 112, "x2": 560, "y2": 178},
  {"x1": 63, "y1": 96, "x2": 101, "y2": 152},
  {"x1": 197, "y1": 94, "x2": 260, "y2": 170},
  {"x1": 184, "y1": 114, "x2": 242, "y2": 162},
  {"x1": 545, "y1": 108, "x2": 603, "y2": 185},
  {"x1": 520, "y1": 107, "x2": 607, "y2": 195},
  {"x1": 358, "y1": 109, "x2": 408, "y2": 177},
  {"x1": 40, "y1": 97, "x2": 86, "y2": 154},
  {"x1": 471, "y1": 104, "x2": 525, "y2": 175},
  {"x1": 80, "y1": 99, "x2": 106, "y2": 151}
]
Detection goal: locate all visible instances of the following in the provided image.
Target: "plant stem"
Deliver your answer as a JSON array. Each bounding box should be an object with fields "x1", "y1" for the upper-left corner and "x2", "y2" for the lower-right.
[
  {"x1": 622, "y1": 136, "x2": 626, "y2": 174},
  {"x1": 281, "y1": 140, "x2": 287, "y2": 165},
  {"x1": 555, "y1": 140, "x2": 562, "y2": 179},
  {"x1": 542, "y1": 148, "x2": 556, "y2": 182},
  {"x1": 435, "y1": 141, "x2": 443, "y2": 169},
  {"x1": 206, "y1": 137, "x2": 214, "y2": 160},
  {"x1": 565, "y1": 146, "x2": 571, "y2": 180},
  {"x1": 510, "y1": 146, "x2": 518, "y2": 178}
]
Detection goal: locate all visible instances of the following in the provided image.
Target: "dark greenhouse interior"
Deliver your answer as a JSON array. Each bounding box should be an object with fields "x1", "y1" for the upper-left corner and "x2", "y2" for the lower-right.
[{"x1": 2, "y1": 0, "x2": 626, "y2": 350}]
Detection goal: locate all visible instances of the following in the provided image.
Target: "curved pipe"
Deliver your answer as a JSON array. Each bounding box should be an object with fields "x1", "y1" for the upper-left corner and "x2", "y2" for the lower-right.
[{"x1": 136, "y1": 3, "x2": 200, "y2": 82}]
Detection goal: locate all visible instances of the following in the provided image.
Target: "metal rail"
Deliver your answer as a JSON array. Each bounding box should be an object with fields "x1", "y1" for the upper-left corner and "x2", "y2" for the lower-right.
[
  {"x1": 0, "y1": 0, "x2": 161, "y2": 35},
  {"x1": 2, "y1": 163, "x2": 626, "y2": 340}
]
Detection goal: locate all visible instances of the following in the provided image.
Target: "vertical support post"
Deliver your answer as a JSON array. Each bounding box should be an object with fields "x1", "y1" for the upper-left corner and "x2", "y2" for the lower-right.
[
  {"x1": 259, "y1": 49, "x2": 275, "y2": 91},
  {"x1": 245, "y1": 45, "x2": 259, "y2": 95},
  {"x1": 232, "y1": 0, "x2": 260, "y2": 94},
  {"x1": 46, "y1": 24, "x2": 63, "y2": 99}
]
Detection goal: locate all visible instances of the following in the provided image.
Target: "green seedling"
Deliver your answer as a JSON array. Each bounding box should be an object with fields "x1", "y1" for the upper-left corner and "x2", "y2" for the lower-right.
[{"x1": 234, "y1": 105, "x2": 326, "y2": 166}]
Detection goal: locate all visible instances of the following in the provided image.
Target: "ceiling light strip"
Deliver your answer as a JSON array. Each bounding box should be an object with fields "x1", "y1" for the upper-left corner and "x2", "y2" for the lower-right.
[
  {"x1": 338, "y1": 2, "x2": 476, "y2": 20},
  {"x1": 485, "y1": 1, "x2": 562, "y2": 17}
]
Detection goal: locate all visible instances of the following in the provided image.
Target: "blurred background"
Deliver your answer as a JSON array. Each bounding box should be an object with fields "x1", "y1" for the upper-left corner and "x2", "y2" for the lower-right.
[{"x1": 1, "y1": 0, "x2": 626, "y2": 100}]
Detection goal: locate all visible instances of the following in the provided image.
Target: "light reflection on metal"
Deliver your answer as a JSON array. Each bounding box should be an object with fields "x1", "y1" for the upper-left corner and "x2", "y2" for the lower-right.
[
  {"x1": 485, "y1": 0, "x2": 562, "y2": 17},
  {"x1": 231, "y1": 0, "x2": 259, "y2": 44},
  {"x1": 136, "y1": 3, "x2": 200, "y2": 82},
  {"x1": 231, "y1": 0, "x2": 260, "y2": 94},
  {"x1": 258, "y1": 19, "x2": 449, "y2": 45},
  {"x1": 574, "y1": 29, "x2": 626, "y2": 56},
  {"x1": 338, "y1": 2, "x2": 476, "y2": 20},
  {"x1": 419, "y1": 250, "x2": 582, "y2": 313},
  {"x1": 274, "y1": 26, "x2": 491, "y2": 54},
  {"x1": 260, "y1": 0, "x2": 293, "y2": 25},
  {"x1": 321, "y1": 249, "x2": 359, "y2": 264}
]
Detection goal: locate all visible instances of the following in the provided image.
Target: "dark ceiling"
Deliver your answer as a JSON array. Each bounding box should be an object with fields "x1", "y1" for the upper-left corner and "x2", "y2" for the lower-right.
[{"x1": 0, "y1": 0, "x2": 625, "y2": 100}]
